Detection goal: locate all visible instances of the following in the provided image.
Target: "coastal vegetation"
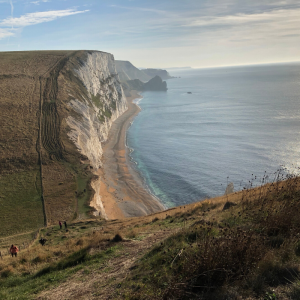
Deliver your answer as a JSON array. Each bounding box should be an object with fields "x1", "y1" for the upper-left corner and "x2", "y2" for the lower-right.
[{"x1": 1, "y1": 175, "x2": 300, "y2": 299}]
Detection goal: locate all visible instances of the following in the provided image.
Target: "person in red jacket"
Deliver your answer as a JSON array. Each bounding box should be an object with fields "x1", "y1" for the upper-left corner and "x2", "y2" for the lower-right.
[
  {"x1": 9, "y1": 245, "x2": 18, "y2": 257},
  {"x1": 59, "y1": 221, "x2": 62, "y2": 229}
]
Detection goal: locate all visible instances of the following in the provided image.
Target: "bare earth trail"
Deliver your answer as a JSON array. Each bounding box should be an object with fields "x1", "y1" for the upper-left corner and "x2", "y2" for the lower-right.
[
  {"x1": 37, "y1": 229, "x2": 175, "y2": 300},
  {"x1": 98, "y1": 92, "x2": 165, "y2": 219}
]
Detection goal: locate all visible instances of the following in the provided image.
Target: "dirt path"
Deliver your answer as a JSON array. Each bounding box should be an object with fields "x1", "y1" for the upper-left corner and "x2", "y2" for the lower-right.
[{"x1": 37, "y1": 230, "x2": 175, "y2": 300}]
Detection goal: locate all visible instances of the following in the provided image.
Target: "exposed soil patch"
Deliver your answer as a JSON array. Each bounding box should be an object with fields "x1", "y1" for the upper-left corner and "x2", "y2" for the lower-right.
[{"x1": 37, "y1": 230, "x2": 174, "y2": 300}]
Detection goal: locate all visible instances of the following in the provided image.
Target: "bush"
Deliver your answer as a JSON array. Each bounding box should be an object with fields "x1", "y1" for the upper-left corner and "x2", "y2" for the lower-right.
[
  {"x1": 258, "y1": 258, "x2": 299, "y2": 287},
  {"x1": 111, "y1": 234, "x2": 123, "y2": 242}
]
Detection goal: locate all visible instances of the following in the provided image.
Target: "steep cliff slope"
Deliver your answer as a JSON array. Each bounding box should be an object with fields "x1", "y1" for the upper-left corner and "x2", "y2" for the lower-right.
[{"x1": 0, "y1": 50, "x2": 127, "y2": 237}]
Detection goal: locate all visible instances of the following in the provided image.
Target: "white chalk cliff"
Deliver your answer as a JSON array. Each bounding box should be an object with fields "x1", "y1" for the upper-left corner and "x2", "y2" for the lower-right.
[
  {"x1": 66, "y1": 51, "x2": 127, "y2": 216},
  {"x1": 66, "y1": 52, "x2": 127, "y2": 169}
]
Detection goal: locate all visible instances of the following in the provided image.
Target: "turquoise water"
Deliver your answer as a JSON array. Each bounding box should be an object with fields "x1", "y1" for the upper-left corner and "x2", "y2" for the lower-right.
[{"x1": 126, "y1": 63, "x2": 300, "y2": 208}]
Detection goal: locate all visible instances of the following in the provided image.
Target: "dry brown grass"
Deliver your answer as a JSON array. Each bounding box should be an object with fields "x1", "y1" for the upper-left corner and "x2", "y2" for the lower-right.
[
  {"x1": 115, "y1": 177, "x2": 300, "y2": 300},
  {"x1": 1, "y1": 173, "x2": 300, "y2": 299}
]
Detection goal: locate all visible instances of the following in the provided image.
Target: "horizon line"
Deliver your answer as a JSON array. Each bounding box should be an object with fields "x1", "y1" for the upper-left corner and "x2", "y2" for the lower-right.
[{"x1": 172, "y1": 60, "x2": 300, "y2": 70}]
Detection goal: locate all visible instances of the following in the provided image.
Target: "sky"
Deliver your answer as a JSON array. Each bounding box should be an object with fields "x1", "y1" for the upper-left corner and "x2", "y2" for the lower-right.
[{"x1": 0, "y1": 0, "x2": 299, "y2": 68}]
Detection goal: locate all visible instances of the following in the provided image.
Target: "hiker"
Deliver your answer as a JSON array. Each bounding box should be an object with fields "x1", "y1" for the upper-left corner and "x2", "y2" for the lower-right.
[
  {"x1": 64, "y1": 221, "x2": 67, "y2": 229},
  {"x1": 9, "y1": 245, "x2": 18, "y2": 257},
  {"x1": 39, "y1": 238, "x2": 47, "y2": 246},
  {"x1": 59, "y1": 221, "x2": 62, "y2": 229}
]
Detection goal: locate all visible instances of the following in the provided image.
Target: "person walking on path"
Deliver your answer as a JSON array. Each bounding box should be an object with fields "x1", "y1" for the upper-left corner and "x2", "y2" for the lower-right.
[
  {"x1": 64, "y1": 221, "x2": 67, "y2": 229},
  {"x1": 9, "y1": 245, "x2": 18, "y2": 257},
  {"x1": 59, "y1": 221, "x2": 62, "y2": 229}
]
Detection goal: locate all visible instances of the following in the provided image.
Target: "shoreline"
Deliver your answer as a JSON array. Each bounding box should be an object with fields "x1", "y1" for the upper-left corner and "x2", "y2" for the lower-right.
[{"x1": 97, "y1": 91, "x2": 165, "y2": 219}]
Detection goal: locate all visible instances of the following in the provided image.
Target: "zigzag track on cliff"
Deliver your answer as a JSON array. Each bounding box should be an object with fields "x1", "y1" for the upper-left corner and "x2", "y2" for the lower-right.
[
  {"x1": 40, "y1": 56, "x2": 71, "y2": 160},
  {"x1": 37, "y1": 52, "x2": 79, "y2": 226},
  {"x1": 41, "y1": 102, "x2": 64, "y2": 160}
]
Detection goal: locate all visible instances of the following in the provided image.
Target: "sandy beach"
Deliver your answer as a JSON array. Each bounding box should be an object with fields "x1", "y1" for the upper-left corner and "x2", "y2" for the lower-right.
[{"x1": 97, "y1": 91, "x2": 165, "y2": 219}]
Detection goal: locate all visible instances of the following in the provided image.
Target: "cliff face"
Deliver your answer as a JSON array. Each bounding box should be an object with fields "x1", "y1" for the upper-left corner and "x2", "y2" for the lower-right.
[
  {"x1": 66, "y1": 52, "x2": 127, "y2": 218},
  {"x1": 115, "y1": 60, "x2": 151, "y2": 82},
  {"x1": 67, "y1": 52, "x2": 127, "y2": 169}
]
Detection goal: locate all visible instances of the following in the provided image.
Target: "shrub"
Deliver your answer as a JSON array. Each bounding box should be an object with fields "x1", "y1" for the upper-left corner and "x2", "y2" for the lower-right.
[{"x1": 111, "y1": 234, "x2": 123, "y2": 242}]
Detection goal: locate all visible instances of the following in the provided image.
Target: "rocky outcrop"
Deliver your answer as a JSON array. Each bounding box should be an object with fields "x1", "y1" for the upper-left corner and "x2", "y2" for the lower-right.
[
  {"x1": 143, "y1": 76, "x2": 167, "y2": 91},
  {"x1": 122, "y1": 76, "x2": 168, "y2": 93},
  {"x1": 142, "y1": 68, "x2": 173, "y2": 80}
]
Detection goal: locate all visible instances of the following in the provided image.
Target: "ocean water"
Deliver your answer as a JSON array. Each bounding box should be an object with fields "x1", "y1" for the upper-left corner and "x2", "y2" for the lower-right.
[{"x1": 126, "y1": 63, "x2": 300, "y2": 208}]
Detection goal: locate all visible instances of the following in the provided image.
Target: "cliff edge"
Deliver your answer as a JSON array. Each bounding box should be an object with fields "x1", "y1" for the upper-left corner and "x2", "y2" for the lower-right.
[{"x1": 0, "y1": 50, "x2": 127, "y2": 236}]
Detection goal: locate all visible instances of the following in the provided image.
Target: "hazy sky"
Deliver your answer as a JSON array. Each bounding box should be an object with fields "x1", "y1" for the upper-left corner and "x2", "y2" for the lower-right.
[{"x1": 0, "y1": 0, "x2": 299, "y2": 68}]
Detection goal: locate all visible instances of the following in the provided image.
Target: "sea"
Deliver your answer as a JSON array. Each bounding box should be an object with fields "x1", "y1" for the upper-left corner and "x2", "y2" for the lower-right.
[{"x1": 126, "y1": 63, "x2": 300, "y2": 208}]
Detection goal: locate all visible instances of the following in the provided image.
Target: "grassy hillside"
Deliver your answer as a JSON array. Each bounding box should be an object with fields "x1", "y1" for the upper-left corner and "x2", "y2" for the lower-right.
[
  {"x1": 0, "y1": 51, "x2": 103, "y2": 237},
  {"x1": 0, "y1": 176, "x2": 300, "y2": 299}
]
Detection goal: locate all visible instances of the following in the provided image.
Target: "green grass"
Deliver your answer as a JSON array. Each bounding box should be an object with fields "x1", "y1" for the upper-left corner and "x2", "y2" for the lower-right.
[
  {"x1": 111, "y1": 101, "x2": 117, "y2": 110},
  {"x1": 76, "y1": 173, "x2": 94, "y2": 217},
  {"x1": 0, "y1": 170, "x2": 44, "y2": 237},
  {"x1": 91, "y1": 93, "x2": 113, "y2": 120},
  {"x1": 60, "y1": 160, "x2": 94, "y2": 219},
  {"x1": 0, "y1": 245, "x2": 121, "y2": 299},
  {"x1": 91, "y1": 94, "x2": 103, "y2": 109},
  {"x1": 103, "y1": 108, "x2": 112, "y2": 118},
  {"x1": 0, "y1": 231, "x2": 37, "y2": 254}
]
